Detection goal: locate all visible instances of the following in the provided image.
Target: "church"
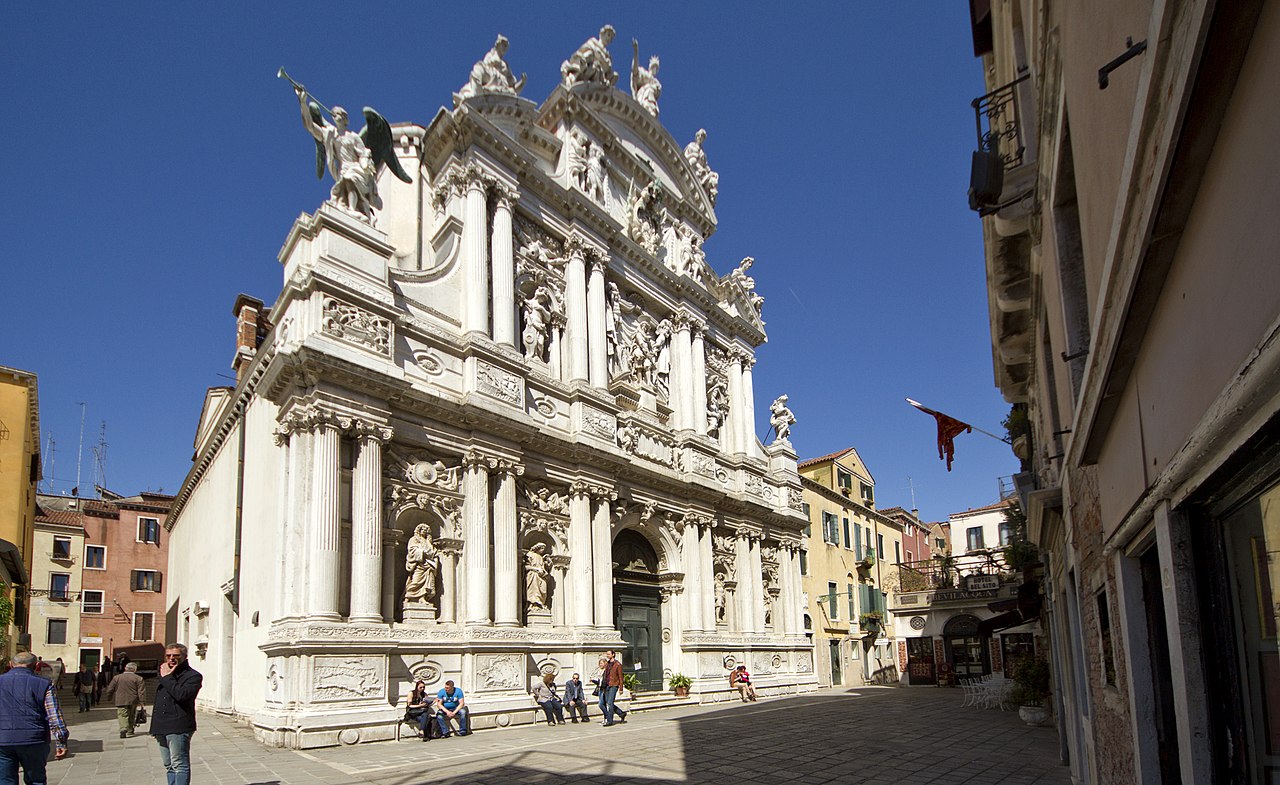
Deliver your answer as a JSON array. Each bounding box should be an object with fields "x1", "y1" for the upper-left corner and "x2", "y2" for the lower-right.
[{"x1": 165, "y1": 26, "x2": 815, "y2": 748}]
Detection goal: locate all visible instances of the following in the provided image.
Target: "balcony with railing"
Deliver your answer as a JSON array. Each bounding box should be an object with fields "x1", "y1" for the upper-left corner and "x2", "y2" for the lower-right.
[
  {"x1": 889, "y1": 550, "x2": 1019, "y2": 611},
  {"x1": 968, "y1": 73, "x2": 1035, "y2": 217}
]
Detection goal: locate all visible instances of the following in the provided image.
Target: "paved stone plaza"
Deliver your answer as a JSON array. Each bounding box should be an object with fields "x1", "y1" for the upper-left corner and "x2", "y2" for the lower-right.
[{"x1": 49, "y1": 686, "x2": 1069, "y2": 785}]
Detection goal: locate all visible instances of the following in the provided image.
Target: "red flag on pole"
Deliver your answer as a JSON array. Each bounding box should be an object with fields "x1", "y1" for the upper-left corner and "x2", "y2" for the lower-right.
[{"x1": 906, "y1": 399, "x2": 972, "y2": 471}]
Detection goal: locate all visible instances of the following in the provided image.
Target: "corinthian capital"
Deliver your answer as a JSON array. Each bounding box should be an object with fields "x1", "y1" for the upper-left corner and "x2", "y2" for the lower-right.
[
  {"x1": 461, "y1": 448, "x2": 498, "y2": 470},
  {"x1": 492, "y1": 181, "x2": 520, "y2": 208},
  {"x1": 350, "y1": 418, "x2": 394, "y2": 443}
]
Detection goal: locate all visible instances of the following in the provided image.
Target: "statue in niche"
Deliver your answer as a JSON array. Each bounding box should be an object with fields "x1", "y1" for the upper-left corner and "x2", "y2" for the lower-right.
[
  {"x1": 561, "y1": 25, "x2": 617, "y2": 88},
  {"x1": 630, "y1": 40, "x2": 661, "y2": 116},
  {"x1": 728, "y1": 257, "x2": 765, "y2": 316},
  {"x1": 769, "y1": 395, "x2": 796, "y2": 442},
  {"x1": 683, "y1": 129, "x2": 720, "y2": 207},
  {"x1": 403, "y1": 524, "x2": 440, "y2": 604},
  {"x1": 654, "y1": 319, "x2": 672, "y2": 397},
  {"x1": 566, "y1": 132, "x2": 589, "y2": 190},
  {"x1": 706, "y1": 379, "x2": 728, "y2": 438},
  {"x1": 617, "y1": 422, "x2": 640, "y2": 454},
  {"x1": 454, "y1": 34, "x2": 527, "y2": 106},
  {"x1": 605, "y1": 282, "x2": 640, "y2": 379},
  {"x1": 521, "y1": 284, "x2": 555, "y2": 361},
  {"x1": 586, "y1": 141, "x2": 608, "y2": 204},
  {"x1": 626, "y1": 180, "x2": 664, "y2": 255},
  {"x1": 625, "y1": 319, "x2": 660, "y2": 389},
  {"x1": 524, "y1": 543, "x2": 551, "y2": 610},
  {"x1": 291, "y1": 82, "x2": 411, "y2": 223},
  {"x1": 714, "y1": 573, "x2": 727, "y2": 624}
]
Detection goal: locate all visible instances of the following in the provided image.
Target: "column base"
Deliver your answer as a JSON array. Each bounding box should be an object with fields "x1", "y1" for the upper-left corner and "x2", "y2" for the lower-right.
[
  {"x1": 306, "y1": 612, "x2": 343, "y2": 622},
  {"x1": 347, "y1": 614, "x2": 386, "y2": 625}
]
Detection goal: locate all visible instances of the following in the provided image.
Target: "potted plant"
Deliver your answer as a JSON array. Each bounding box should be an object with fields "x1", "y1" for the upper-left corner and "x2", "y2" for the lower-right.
[
  {"x1": 1009, "y1": 654, "x2": 1052, "y2": 726},
  {"x1": 859, "y1": 611, "x2": 885, "y2": 634},
  {"x1": 668, "y1": 673, "x2": 692, "y2": 697},
  {"x1": 622, "y1": 672, "x2": 640, "y2": 698}
]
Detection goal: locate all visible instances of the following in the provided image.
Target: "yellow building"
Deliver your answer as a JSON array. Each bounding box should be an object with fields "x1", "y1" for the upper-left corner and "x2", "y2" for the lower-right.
[
  {"x1": 798, "y1": 448, "x2": 904, "y2": 687},
  {"x1": 0, "y1": 365, "x2": 39, "y2": 658},
  {"x1": 30, "y1": 507, "x2": 83, "y2": 666}
]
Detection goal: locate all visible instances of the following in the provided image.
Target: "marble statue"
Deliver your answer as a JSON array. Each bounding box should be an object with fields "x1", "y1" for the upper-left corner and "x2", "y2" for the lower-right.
[
  {"x1": 566, "y1": 132, "x2": 589, "y2": 190},
  {"x1": 293, "y1": 84, "x2": 411, "y2": 223},
  {"x1": 527, "y1": 485, "x2": 569, "y2": 514},
  {"x1": 630, "y1": 40, "x2": 661, "y2": 116},
  {"x1": 586, "y1": 141, "x2": 608, "y2": 204},
  {"x1": 561, "y1": 25, "x2": 617, "y2": 88},
  {"x1": 683, "y1": 129, "x2": 720, "y2": 207},
  {"x1": 654, "y1": 319, "x2": 673, "y2": 397},
  {"x1": 454, "y1": 34, "x2": 527, "y2": 106},
  {"x1": 524, "y1": 543, "x2": 550, "y2": 610},
  {"x1": 714, "y1": 573, "x2": 727, "y2": 624},
  {"x1": 522, "y1": 284, "x2": 555, "y2": 361},
  {"x1": 617, "y1": 422, "x2": 640, "y2": 454},
  {"x1": 403, "y1": 524, "x2": 440, "y2": 604},
  {"x1": 627, "y1": 180, "x2": 664, "y2": 255},
  {"x1": 707, "y1": 380, "x2": 728, "y2": 438},
  {"x1": 769, "y1": 395, "x2": 796, "y2": 442},
  {"x1": 729, "y1": 257, "x2": 765, "y2": 316}
]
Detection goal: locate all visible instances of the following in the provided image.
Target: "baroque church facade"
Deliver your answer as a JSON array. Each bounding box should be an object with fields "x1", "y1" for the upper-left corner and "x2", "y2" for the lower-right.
[{"x1": 166, "y1": 27, "x2": 815, "y2": 748}]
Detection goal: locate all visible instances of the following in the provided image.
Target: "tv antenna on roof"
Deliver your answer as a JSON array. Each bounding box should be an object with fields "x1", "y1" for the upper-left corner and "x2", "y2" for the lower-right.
[{"x1": 92, "y1": 421, "x2": 109, "y2": 496}]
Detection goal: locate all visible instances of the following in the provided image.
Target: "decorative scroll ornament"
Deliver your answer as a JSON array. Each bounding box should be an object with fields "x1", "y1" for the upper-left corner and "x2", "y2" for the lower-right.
[{"x1": 321, "y1": 297, "x2": 392, "y2": 356}]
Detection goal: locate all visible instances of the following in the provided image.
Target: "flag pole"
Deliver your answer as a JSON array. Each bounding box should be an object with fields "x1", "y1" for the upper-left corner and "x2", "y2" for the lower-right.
[{"x1": 905, "y1": 398, "x2": 1012, "y2": 444}]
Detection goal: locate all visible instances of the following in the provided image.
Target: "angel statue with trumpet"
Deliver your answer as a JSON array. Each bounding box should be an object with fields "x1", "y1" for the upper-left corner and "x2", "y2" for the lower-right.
[{"x1": 280, "y1": 68, "x2": 411, "y2": 223}]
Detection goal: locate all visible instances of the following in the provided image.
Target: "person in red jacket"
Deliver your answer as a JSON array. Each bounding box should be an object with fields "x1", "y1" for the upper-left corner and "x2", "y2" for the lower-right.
[{"x1": 601, "y1": 650, "x2": 629, "y2": 727}]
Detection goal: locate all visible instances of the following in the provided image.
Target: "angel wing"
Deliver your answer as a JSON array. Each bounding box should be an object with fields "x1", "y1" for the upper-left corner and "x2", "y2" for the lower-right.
[
  {"x1": 360, "y1": 108, "x2": 413, "y2": 184},
  {"x1": 307, "y1": 101, "x2": 327, "y2": 180}
]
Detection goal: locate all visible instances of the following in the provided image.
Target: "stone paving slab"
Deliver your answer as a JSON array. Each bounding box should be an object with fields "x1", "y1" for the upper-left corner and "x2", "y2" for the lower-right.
[{"x1": 48, "y1": 686, "x2": 1071, "y2": 785}]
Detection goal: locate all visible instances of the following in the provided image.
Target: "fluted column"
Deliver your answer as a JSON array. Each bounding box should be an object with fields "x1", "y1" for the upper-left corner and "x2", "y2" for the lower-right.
[
  {"x1": 748, "y1": 535, "x2": 765, "y2": 632},
  {"x1": 565, "y1": 239, "x2": 590, "y2": 383},
  {"x1": 462, "y1": 167, "x2": 491, "y2": 335},
  {"x1": 726, "y1": 351, "x2": 744, "y2": 454},
  {"x1": 380, "y1": 531, "x2": 399, "y2": 623},
  {"x1": 549, "y1": 322, "x2": 564, "y2": 380},
  {"x1": 491, "y1": 187, "x2": 518, "y2": 347},
  {"x1": 591, "y1": 488, "x2": 617, "y2": 628},
  {"x1": 782, "y1": 545, "x2": 800, "y2": 635},
  {"x1": 569, "y1": 486, "x2": 594, "y2": 627},
  {"x1": 672, "y1": 315, "x2": 693, "y2": 431},
  {"x1": 734, "y1": 534, "x2": 753, "y2": 632},
  {"x1": 493, "y1": 461, "x2": 524, "y2": 626},
  {"x1": 273, "y1": 415, "x2": 309, "y2": 619},
  {"x1": 349, "y1": 423, "x2": 392, "y2": 623},
  {"x1": 437, "y1": 539, "x2": 462, "y2": 624},
  {"x1": 549, "y1": 554, "x2": 571, "y2": 627},
  {"x1": 587, "y1": 258, "x2": 608, "y2": 388},
  {"x1": 741, "y1": 356, "x2": 757, "y2": 456},
  {"x1": 462, "y1": 453, "x2": 493, "y2": 624},
  {"x1": 690, "y1": 323, "x2": 708, "y2": 436},
  {"x1": 308, "y1": 420, "x2": 341, "y2": 619},
  {"x1": 681, "y1": 518, "x2": 703, "y2": 631},
  {"x1": 700, "y1": 524, "x2": 716, "y2": 628}
]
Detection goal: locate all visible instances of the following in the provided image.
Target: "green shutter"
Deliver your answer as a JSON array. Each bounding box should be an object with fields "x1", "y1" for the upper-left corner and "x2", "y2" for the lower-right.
[
  {"x1": 847, "y1": 584, "x2": 855, "y2": 618},
  {"x1": 854, "y1": 523, "x2": 863, "y2": 559}
]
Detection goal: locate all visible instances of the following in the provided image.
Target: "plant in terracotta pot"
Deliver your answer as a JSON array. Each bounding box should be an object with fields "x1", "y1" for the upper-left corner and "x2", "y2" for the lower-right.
[
  {"x1": 669, "y1": 673, "x2": 692, "y2": 697},
  {"x1": 622, "y1": 672, "x2": 640, "y2": 697},
  {"x1": 1009, "y1": 654, "x2": 1052, "y2": 726}
]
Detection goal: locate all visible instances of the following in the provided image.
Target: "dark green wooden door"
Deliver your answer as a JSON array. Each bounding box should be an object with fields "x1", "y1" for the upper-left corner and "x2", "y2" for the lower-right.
[{"x1": 614, "y1": 587, "x2": 664, "y2": 691}]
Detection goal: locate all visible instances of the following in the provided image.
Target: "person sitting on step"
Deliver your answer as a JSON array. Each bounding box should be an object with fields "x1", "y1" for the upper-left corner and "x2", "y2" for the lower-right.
[{"x1": 532, "y1": 672, "x2": 566, "y2": 726}]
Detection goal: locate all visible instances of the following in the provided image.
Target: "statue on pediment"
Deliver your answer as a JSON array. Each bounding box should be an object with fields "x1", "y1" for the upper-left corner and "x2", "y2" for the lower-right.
[
  {"x1": 454, "y1": 34, "x2": 527, "y2": 106},
  {"x1": 631, "y1": 40, "x2": 661, "y2": 116},
  {"x1": 728, "y1": 257, "x2": 765, "y2": 317},
  {"x1": 683, "y1": 129, "x2": 720, "y2": 207},
  {"x1": 586, "y1": 142, "x2": 609, "y2": 204},
  {"x1": 403, "y1": 524, "x2": 440, "y2": 604},
  {"x1": 769, "y1": 395, "x2": 796, "y2": 442},
  {"x1": 561, "y1": 25, "x2": 617, "y2": 88},
  {"x1": 287, "y1": 76, "x2": 412, "y2": 223}
]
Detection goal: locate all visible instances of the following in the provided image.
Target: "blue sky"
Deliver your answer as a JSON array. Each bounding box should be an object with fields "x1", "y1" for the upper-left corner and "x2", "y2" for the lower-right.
[{"x1": 2, "y1": 3, "x2": 1016, "y2": 522}]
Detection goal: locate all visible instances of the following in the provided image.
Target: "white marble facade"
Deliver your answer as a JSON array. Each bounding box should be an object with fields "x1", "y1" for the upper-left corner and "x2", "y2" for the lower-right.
[{"x1": 165, "y1": 28, "x2": 815, "y2": 749}]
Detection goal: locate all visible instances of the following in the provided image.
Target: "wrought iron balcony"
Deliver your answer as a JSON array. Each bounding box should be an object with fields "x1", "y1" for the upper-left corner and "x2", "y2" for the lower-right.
[{"x1": 972, "y1": 74, "x2": 1031, "y2": 170}]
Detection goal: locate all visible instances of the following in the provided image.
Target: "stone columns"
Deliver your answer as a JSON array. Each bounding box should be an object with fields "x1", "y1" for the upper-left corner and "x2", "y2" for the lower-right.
[
  {"x1": 491, "y1": 187, "x2": 518, "y2": 347},
  {"x1": 671, "y1": 315, "x2": 693, "y2": 431},
  {"x1": 741, "y1": 356, "x2": 757, "y2": 455},
  {"x1": 587, "y1": 258, "x2": 608, "y2": 388},
  {"x1": 493, "y1": 461, "x2": 524, "y2": 626},
  {"x1": 782, "y1": 545, "x2": 800, "y2": 635},
  {"x1": 748, "y1": 535, "x2": 765, "y2": 632},
  {"x1": 726, "y1": 351, "x2": 744, "y2": 454},
  {"x1": 349, "y1": 423, "x2": 392, "y2": 623},
  {"x1": 273, "y1": 417, "x2": 310, "y2": 619},
  {"x1": 462, "y1": 452, "x2": 493, "y2": 624},
  {"x1": 565, "y1": 239, "x2": 590, "y2": 383},
  {"x1": 462, "y1": 167, "x2": 491, "y2": 336},
  {"x1": 590, "y1": 488, "x2": 616, "y2": 628},
  {"x1": 734, "y1": 533, "x2": 753, "y2": 633},
  {"x1": 690, "y1": 323, "x2": 708, "y2": 436},
  {"x1": 437, "y1": 540, "x2": 462, "y2": 624},
  {"x1": 549, "y1": 554, "x2": 571, "y2": 627},
  {"x1": 308, "y1": 421, "x2": 341, "y2": 620},
  {"x1": 700, "y1": 524, "x2": 716, "y2": 628},
  {"x1": 568, "y1": 486, "x2": 594, "y2": 627},
  {"x1": 380, "y1": 531, "x2": 399, "y2": 623},
  {"x1": 681, "y1": 518, "x2": 703, "y2": 632}
]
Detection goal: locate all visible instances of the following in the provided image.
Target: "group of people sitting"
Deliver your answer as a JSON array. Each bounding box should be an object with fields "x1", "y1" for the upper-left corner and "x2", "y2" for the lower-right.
[{"x1": 405, "y1": 680, "x2": 470, "y2": 740}]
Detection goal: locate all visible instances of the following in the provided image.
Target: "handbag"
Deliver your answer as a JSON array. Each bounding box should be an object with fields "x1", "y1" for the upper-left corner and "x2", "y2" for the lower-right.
[{"x1": 135, "y1": 707, "x2": 147, "y2": 724}]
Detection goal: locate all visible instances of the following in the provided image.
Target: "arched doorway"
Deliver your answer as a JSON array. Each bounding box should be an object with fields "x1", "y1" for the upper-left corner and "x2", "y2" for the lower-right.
[
  {"x1": 612, "y1": 529, "x2": 664, "y2": 691},
  {"x1": 943, "y1": 614, "x2": 990, "y2": 677}
]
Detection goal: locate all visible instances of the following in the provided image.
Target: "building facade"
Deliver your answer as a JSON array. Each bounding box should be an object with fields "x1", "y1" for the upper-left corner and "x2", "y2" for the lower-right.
[
  {"x1": 30, "y1": 506, "x2": 83, "y2": 666},
  {"x1": 166, "y1": 29, "x2": 815, "y2": 749},
  {"x1": 798, "y1": 448, "x2": 903, "y2": 687},
  {"x1": 968, "y1": 1, "x2": 1280, "y2": 782},
  {"x1": 0, "y1": 365, "x2": 39, "y2": 659}
]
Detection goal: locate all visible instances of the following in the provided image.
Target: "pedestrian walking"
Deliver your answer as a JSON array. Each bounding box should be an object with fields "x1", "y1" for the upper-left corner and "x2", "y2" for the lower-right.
[
  {"x1": 92, "y1": 664, "x2": 106, "y2": 706},
  {"x1": 0, "y1": 651, "x2": 69, "y2": 785},
  {"x1": 73, "y1": 665, "x2": 94, "y2": 713},
  {"x1": 103, "y1": 662, "x2": 147, "y2": 739},
  {"x1": 590, "y1": 657, "x2": 608, "y2": 720},
  {"x1": 149, "y1": 644, "x2": 203, "y2": 785},
  {"x1": 52, "y1": 658, "x2": 65, "y2": 692},
  {"x1": 601, "y1": 650, "x2": 628, "y2": 727},
  {"x1": 563, "y1": 672, "x2": 590, "y2": 723}
]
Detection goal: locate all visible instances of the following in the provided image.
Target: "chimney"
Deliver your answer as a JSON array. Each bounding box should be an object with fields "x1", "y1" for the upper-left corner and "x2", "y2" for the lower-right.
[{"x1": 232, "y1": 294, "x2": 267, "y2": 382}]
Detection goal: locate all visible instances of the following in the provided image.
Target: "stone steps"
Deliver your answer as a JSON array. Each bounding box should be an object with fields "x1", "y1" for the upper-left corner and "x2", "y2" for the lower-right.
[{"x1": 622, "y1": 692, "x2": 700, "y2": 713}]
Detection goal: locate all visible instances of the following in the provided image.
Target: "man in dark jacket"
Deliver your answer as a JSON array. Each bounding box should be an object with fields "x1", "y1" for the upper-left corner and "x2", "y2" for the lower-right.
[
  {"x1": 150, "y1": 644, "x2": 202, "y2": 785},
  {"x1": 104, "y1": 662, "x2": 147, "y2": 738},
  {"x1": 0, "y1": 651, "x2": 69, "y2": 785}
]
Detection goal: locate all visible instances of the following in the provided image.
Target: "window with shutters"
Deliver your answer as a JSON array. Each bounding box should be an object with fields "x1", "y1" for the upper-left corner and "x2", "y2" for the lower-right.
[
  {"x1": 837, "y1": 469, "x2": 853, "y2": 491},
  {"x1": 131, "y1": 569, "x2": 162, "y2": 592},
  {"x1": 999, "y1": 522, "x2": 1015, "y2": 546},
  {"x1": 799, "y1": 549, "x2": 808, "y2": 576},
  {"x1": 877, "y1": 533, "x2": 885, "y2": 559},
  {"x1": 137, "y1": 516, "x2": 161, "y2": 544},
  {"x1": 842, "y1": 518, "x2": 851, "y2": 549},
  {"x1": 895, "y1": 541, "x2": 902, "y2": 564},
  {"x1": 854, "y1": 523, "x2": 863, "y2": 559},
  {"x1": 860, "y1": 482, "x2": 874, "y2": 504},
  {"x1": 801, "y1": 503, "x2": 812, "y2": 537},
  {"x1": 827, "y1": 582, "x2": 839, "y2": 619},
  {"x1": 847, "y1": 584, "x2": 855, "y2": 618},
  {"x1": 822, "y1": 512, "x2": 840, "y2": 545},
  {"x1": 966, "y1": 526, "x2": 985, "y2": 551},
  {"x1": 132, "y1": 612, "x2": 155, "y2": 642}
]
